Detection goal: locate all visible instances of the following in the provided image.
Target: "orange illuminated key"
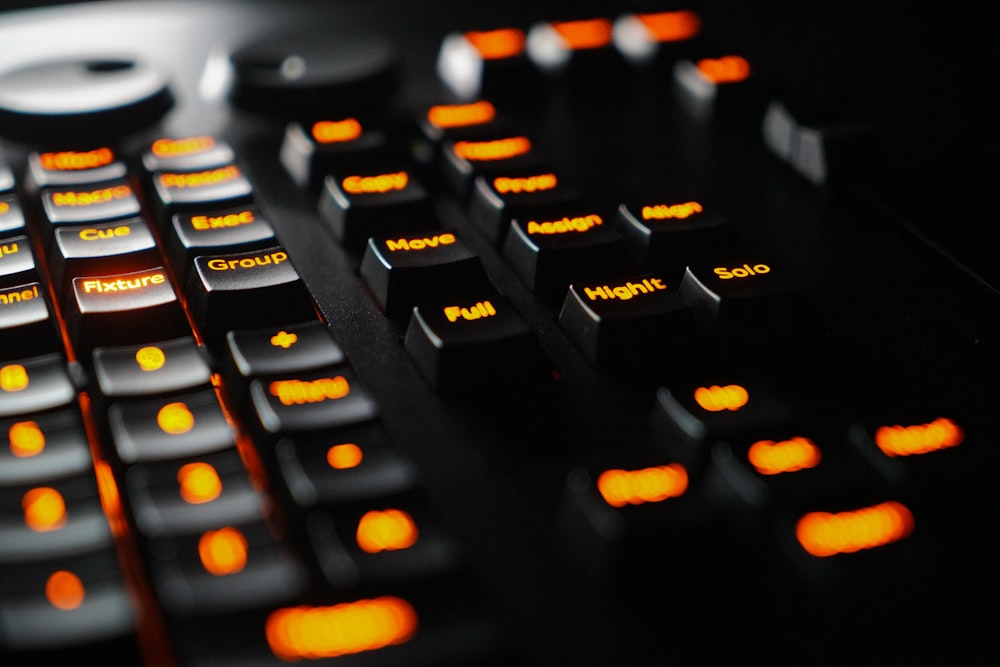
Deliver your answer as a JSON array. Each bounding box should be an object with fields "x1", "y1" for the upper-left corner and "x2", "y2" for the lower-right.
[
  {"x1": 187, "y1": 245, "x2": 317, "y2": 346},
  {"x1": 0, "y1": 280, "x2": 62, "y2": 360},
  {"x1": 403, "y1": 293, "x2": 548, "y2": 391},
  {"x1": 280, "y1": 118, "x2": 389, "y2": 190},
  {"x1": 678, "y1": 256, "x2": 810, "y2": 346},
  {"x1": 673, "y1": 53, "x2": 770, "y2": 125},
  {"x1": 0, "y1": 194, "x2": 26, "y2": 236},
  {"x1": 0, "y1": 355, "x2": 76, "y2": 418},
  {"x1": 526, "y1": 17, "x2": 620, "y2": 76},
  {"x1": 503, "y1": 205, "x2": 634, "y2": 297},
  {"x1": 144, "y1": 519, "x2": 307, "y2": 615},
  {"x1": 612, "y1": 11, "x2": 703, "y2": 65},
  {"x1": 615, "y1": 197, "x2": 733, "y2": 275},
  {"x1": 0, "y1": 476, "x2": 114, "y2": 563},
  {"x1": 274, "y1": 423, "x2": 418, "y2": 508},
  {"x1": 436, "y1": 28, "x2": 538, "y2": 100},
  {"x1": 65, "y1": 266, "x2": 188, "y2": 352},
  {"x1": 439, "y1": 134, "x2": 543, "y2": 200},
  {"x1": 305, "y1": 492, "x2": 461, "y2": 589},
  {"x1": 166, "y1": 205, "x2": 277, "y2": 280},
  {"x1": 558, "y1": 272, "x2": 697, "y2": 371},
  {"x1": 92, "y1": 336, "x2": 211, "y2": 399},
  {"x1": 318, "y1": 167, "x2": 433, "y2": 251},
  {"x1": 0, "y1": 552, "x2": 139, "y2": 652},
  {"x1": 150, "y1": 163, "x2": 254, "y2": 220},
  {"x1": 360, "y1": 228, "x2": 493, "y2": 319},
  {"x1": 651, "y1": 378, "x2": 796, "y2": 473},
  {"x1": 106, "y1": 388, "x2": 236, "y2": 464},
  {"x1": 0, "y1": 408, "x2": 92, "y2": 486},
  {"x1": 27, "y1": 147, "x2": 127, "y2": 189},
  {"x1": 467, "y1": 167, "x2": 580, "y2": 246},
  {"x1": 49, "y1": 217, "x2": 160, "y2": 291},
  {"x1": 142, "y1": 135, "x2": 235, "y2": 172},
  {"x1": 249, "y1": 367, "x2": 380, "y2": 436},
  {"x1": 125, "y1": 449, "x2": 266, "y2": 537},
  {"x1": 40, "y1": 178, "x2": 142, "y2": 226}
]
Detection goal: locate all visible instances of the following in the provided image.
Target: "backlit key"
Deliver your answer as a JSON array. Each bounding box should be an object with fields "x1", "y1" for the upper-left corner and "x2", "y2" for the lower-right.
[
  {"x1": 187, "y1": 246, "x2": 317, "y2": 346},
  {"x1": 526, "y1": 17, "x2": 622, "y2": 79},
  {"x1": 279, "y1": 118, "x2": 390, "y2": 190},
  {"x1": 0, "y1": 237, "x2": 41, "y2": 288},
  {"x1": 65, "y1": 266, "x2": 188, "y2": 352},
  {"x1": 0, "y1": 355, "x2": 76, "y2": 417},
  {"x1": 142, "y1": 136, "x2": 235, "y2": 173},
  {"x1": 0, "y1": 281, "x2": 59, "y2": 359},
  {"x1": 0, "y1": 194, "x2": 26, "y2": 236},
  {"x1": 360, "y1": 229, "x2": 492, "y2": 319},
  {"x1": 166, "y1": 205, "x2": 276, "y2": 279},
  {"x1": 503, "y1": 206, "x2": 634, "y2": 298},
  {"x1": 673, "y1": 53, "x2": 769, "y2": 125},
  {"x1": 40, "y1": 179, "x2": 141, "y2": 226},
  {"x1": 27, "y1": 147, "x2": 127, "y2": 189},
  {"x1": 612, "y1": 10, "x2": 703, "y2": 65},
  {"x1": 436, "y1": 27, "x2": 536, "y2": 100},
  {"x1": 558, "y1": 272, "x2": 697, "y2": 371},
  {"x1": 439, "y1": 134, "x2": 542, "y2": 199},
  {"x1": 403, "y1": 293, "x2": 548, "y2": 391},
  {"x1": 92, "y1": 337, "x2": 211, "y2": 399},
  {"x1": 249, "y1": 367, "x2": 380, "y2": 436},
  {"x1": 150, "y1": 163, "x2": 254, "y2": 220},
  {"x1": 50, "y1": 217, "x2": 160, "y2": 291},
  {"x1": 318, "y1": 167, "x2": 433, "y2": 251},
  {"x1": 467, "y1": 167, "x2": 579, "y2": 246},
  {"x1": 0, "y1": 409, "x2": 92, "y2": 486}
]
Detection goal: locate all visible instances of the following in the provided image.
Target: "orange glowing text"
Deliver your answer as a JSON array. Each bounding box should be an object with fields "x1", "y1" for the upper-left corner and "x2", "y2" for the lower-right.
[
  {"x1": 356, "y1": 509, "x2": 419, "y2": 553},
  {"x1": 748, "y1": 436, "x2": 822, "y2": 475},
  {"x1": 199, "y1": 527, "x2": 249, "y2": 575},
  {"x1": 9, "y1": 420, "x2": 45, "y2": 457},
  {"x1": 493, "y1": 173, "x2": 557, "y2": 194},
  {"x1": 312, "y1": 118, "x2": 363, "y2": 144},
  {"x1": 178, "y1": 462, "x2": 223, "y2": 504},
  {"x1": 327, "y1": 443, "x2": 363, "y2": 469},
  {"x1": 40, "y1": 147, "x2": 114, "y2": 171},
  {"x1": 796, "y1": 501, "x2": 915, "y2": 557},
  {"x1": 696, "y1": 55, "x2": 751, "y2": 84},
  {"x1": 342, "y1": 171, "x2": 408, "y2": 194},
  {"x1": 465, "y1": 28, "x2": 526, "y2": 59},
  {"x1": 444, "y1": 300, "x2": 496, "y2": 322},
  {"x1": 694, "y1": 384, "x2": 749, "y2": 412},
  {"x1": 552, "y1": 18, "x2": 613, "y2": 50},
  {"x1": 874, "y1": 417, "x2": 964, "y2": 457},
  {"x1": 636, "y1": 10, "x2": 702, "y2": 43},
  {"x1": 23, "y1": 487, "x2": 67, "y2": 531},
  {"x1": 46, "y1": 571, "x2": 86, "y2": 610},
  {"x1": 641, "y1": 201, "x2": 704, "y2": 220},
  {"x1": 151, "y1": 136, "x2": 217, "y2": 157},
  {"x1": 453, "y1": 136, "x2": 531, "y2": 161},
  {"x1": 597, "y1": 464, "x2": 689, "y2": 507},
  {"x1": 427, "y1": 101, "x2": 497, "y2": 128},
  {"x1": 269, "y1": 376, "x2": 350, "y2": 406}
]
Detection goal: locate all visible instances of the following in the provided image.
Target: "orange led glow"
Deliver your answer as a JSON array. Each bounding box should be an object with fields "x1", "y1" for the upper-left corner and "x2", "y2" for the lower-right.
[
  {"x1": 94, "y1": 459, "x2": 126, "y2": 536},
  {"x1": 135, "y1": 345, "x2": 166, "y2": 372},
  {"x1": 452, "y1": 136, "x2": 531, "y2": 161},
  {"x1": 443, "y1": 300, "x2": 496, "y2": 322},
  {"x1": 23, "y1": 487, "x2": 67, "y2": 532},
  {"x1": 796, "y1": 501, "x2": 915, "y2": 557},
  {"x1": 198, "y1": 527, "x2": 249, "y2": 575},
  {"x1": 40, "y1": 147, "x2": 114, "y2": 171},
  {"x1": 342, "y1": 171, "x2": 408, "y2": 194},
  {"x1": 385, "y1": 233, "x2": 456, "y2": 252},
  {"x1": 270, "y1": 331, "x2": 299, "y2": 349},
  {"x1": 356, "y1": 509, "x2": 419, "y2": 553},
  {"x1": 552, "y1": 18, "x2": 613, "y2": 50},
  {"x1": 266, "y1": 597, "x2": 418, "y2": 661},
  {"x1": 596, "y1": 464, "x2": 689, "y2": 507},
  {"x1": 157, "y1": 402, "x2": 195, "y2": 435},
  {"x1": 696, "y1": 55, "x2": 751, "y2": 84},
  {"x1": 158, "y1": 165, "x2": 241, "y2": 189},
  {"x1": 269, "y1": 376, "x2": 350, "y2": 406},
  {"x1": 0, "y1": 363, "x2": 30, "y2": 392},
  {"x1": 493, "y1": 173, "x2": 557, "y2": 194},
  {"x1": 51, "y1": 184, "x2": 132, "y2": 207},
  {"x1": 526, "y1": 214, "x2": 602, "y2": 235},
  {"x1": 641, "y1": 201, "x2": 704, "y2": 220},
  {"x1": 9, "y1": 420, "x2": 45, "y2": 457},
  {"x1": 327, "y1": 443, "x2": 363, "y2": 469},
  {"x1": 46, "y1": 570, "x2": 85, "y2": 610},
  {"x1": 0, "y1": 202, "x2": 8, "y2": 214},
  {"x1": 464, "y1": 28, "x2": 526, "y2": 59},
  {"x1": 151, "y1": 136, "x2": 216, "y2": 157},
  {"x1": 79, "y1": 271, "x2": 167, "y2": 294},
  {"x1": 874, "y1": 417, "x2": 964, "y2": 457},
  {"x1": 747, "y1": 436, "x2": 821, "y2": 475},
  {"x1": 636, "y1": 10, "x2": 702, "y2": 43},
  {"x1": 178, "y1": 462, "x2": 223, "y2": 504},
  {"x1": 427, "y1": 101, "x2": 496, "y2": 129},
  {"x1": 693, "y1": 384, "x2": 749, "y2": 412},
  {"x1": 311, "y1": 118, "x2": 363, "y2": 144}
]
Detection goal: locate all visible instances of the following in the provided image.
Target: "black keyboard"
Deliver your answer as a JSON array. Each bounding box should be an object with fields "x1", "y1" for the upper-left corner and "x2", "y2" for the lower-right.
[{"x1": 1, "y1": 2, "x2": 997, "y2": 665}]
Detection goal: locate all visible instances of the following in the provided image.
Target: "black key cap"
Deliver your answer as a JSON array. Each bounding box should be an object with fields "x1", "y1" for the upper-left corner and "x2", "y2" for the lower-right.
[
  {"x1": 49, "y1": 217, "x2": 160, "y2": 291},
  {"x1": 107, "y1": 388, "x2": 236, "y2": 465},
  {"x1": 439, "y1": 133, "x2": 541, "y2": 199},
  {"x1": 91, "y1": 337, "x2": 211, "y2": 398},
  {"x1": 0, "y1": 409, "x2": 92, "y2": 486},
  {"x1": 26, "y1": 148, "x2": 127, "y2": 190},
  {"x1": 0, "y1": 282, "x2": 61, "y2": 360},
  {"x1": 403, "y1": 293, "x2": 548, "y2": 391},
  {"x1": 360, "y1": 229, "x2": 493, "y2": 319},
  {"x1": 150, "y1": 163, "x2": 254, "y2": 220},
  {"x1": 142, "y1": 135, "x2": 235, "y2": 172},
  {"x1": 558, "y1": 272, "x2": 697, "y2": 372},
  {"x1": 279, "y1": 117, "x2": 390, "y2": 190},
  {"x1": 225, "y1": 321, "x2": 345, "y2": 379},
  {"x1": 466, "y1": 167, "x2": 579, "y2": 246},
  {"x1": 248, "y1": 367, "x2": 379, "y2": 436},
  {"x1": 187, "y1": 246, "x2": 317, "y2": 346},
  {"x1": 0, "y1": 236, "x2": 41, "y2": 287},
  {"x1": 0, "y1": 195, "x2": 25, "y2": 236},
  {"x1": 673, "y1": 53, "x2": 768, "y2": 125},
  {"x1": 437, "y1": 27, "x2": 534, "y2": 100},
  {"x1": 0, "y1": 355, "x2": 76, "y2": 418},
  {"x1": 318, "y1": 167, "x2": 433, "y2": 251},
  {"x1": 65, "y1": 266, "x2": 188, "y2": 352},
  {"x1": 612, "y1": 10, "x2": 703, "y2": 66},
  {"x1": 503, "y1": 206, "x2": 634, "y2": 298},
  {"x1": 40, "y1": 179, "x2": 142, "y2": 227},
  {"x1": 166, "y1": 205, "x2": 276, "y2": 280}
]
